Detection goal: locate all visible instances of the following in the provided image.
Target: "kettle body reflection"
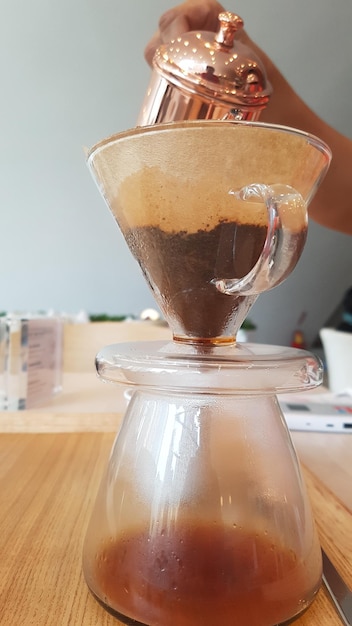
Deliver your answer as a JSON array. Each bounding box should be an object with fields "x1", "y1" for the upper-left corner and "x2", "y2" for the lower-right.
[
  {"x1": 82, "y1": 120, "x2": 331, "y2": 625},
  {"x1": 138, "y1": 12, "x2": 272, "y2": 125}
]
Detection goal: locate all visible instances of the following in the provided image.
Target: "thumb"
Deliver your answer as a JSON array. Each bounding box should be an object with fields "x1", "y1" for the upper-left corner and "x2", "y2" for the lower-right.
[{"x1": 159, "y1": 10, "x2": 190, "y2": 42}]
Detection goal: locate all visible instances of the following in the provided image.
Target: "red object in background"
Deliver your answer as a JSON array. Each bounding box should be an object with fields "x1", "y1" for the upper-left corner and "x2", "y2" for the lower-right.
[
  {"x1": 291, "y1": 329, "x2": 306, "y2": 349},
  {"x1": 291, "y1": 312, "x2": 307, "y2": 349}
]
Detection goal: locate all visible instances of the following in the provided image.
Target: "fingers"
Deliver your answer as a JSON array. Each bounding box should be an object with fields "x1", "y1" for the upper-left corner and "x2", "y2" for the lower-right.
[
  {"x1": 159, "y1": 9, "x2": 190, "y2": 39},
  {"x1": 144, "y1": 12, "x2": 189, "y2": 66},
  {"x1": 144, "y1": 32, "x2": 162, "y2": 66},
  {"x1": 144, "y1": 0, "x2": 225, "y2": 66}
]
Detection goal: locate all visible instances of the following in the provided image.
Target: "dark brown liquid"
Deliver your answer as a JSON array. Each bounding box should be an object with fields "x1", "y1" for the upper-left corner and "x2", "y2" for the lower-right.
[
  {"x1": 125, "y1": 221, "x2": 305, "y2": 341},
  {"x1": 93, "y1": 523, "x2": 318, "y2": 626}
]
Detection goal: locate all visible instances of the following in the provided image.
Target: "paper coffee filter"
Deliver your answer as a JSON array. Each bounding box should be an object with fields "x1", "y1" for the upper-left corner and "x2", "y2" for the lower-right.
[{"x1": 88, "y1": 122, "x2": 329, "y2": 233}]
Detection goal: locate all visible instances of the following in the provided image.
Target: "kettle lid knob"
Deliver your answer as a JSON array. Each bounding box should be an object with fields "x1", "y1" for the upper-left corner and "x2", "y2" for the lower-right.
[
  {"x1": 215, "y1": 12, "x2": 244, "y2": 47},
  {"x1": 152, "y1": 12, "x2": 272, "y2": 109}
]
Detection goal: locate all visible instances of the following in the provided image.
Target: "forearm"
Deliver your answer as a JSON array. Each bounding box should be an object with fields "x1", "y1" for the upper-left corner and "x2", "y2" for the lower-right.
[{"x1": 249, "y1": 39, "x2": 352, "y2": 234}]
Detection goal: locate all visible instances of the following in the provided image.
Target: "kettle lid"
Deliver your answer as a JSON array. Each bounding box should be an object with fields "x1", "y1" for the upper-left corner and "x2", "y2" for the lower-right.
[{"x1": 153, "y1": 12, "x2": 272, "y2": 109}]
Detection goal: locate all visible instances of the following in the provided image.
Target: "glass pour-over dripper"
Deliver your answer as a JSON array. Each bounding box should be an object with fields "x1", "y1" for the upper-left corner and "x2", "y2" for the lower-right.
[
  {"x1": 83, "y1": 121, "x2": 331, "y2": 626},
  {"x1": 88, "y1": 121, "x2": 330, "y2": 344}
]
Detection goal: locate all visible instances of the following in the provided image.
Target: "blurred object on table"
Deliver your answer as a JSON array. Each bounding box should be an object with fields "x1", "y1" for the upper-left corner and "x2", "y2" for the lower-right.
[
  {"x1": 291, "y1": 312, "x2": 307, "y2": 349},
  {"x1": 312, "y1": 286, "x2": 352, "y2": 350},
  {"x1": 63, "y1": 320, "x2": 172, "y2": 373},
  {"x1": 291, "y1": 329, "x2": 306, "y2": 349},
  {"x1": 0, "y1": 312, "x2": 63, "y2": 410},
  {"x1": 320, "y1": 327, "x2": 352, "y2": 393},
  {"x1": 337, "y1": 287, "x2": 352, "y2": 333},
  {"x1": 140, "y1": 308, "x2": 160, "y2": 322},
  {"x1": 89, "y1": 313, "x2": 134, "y2": 322}
]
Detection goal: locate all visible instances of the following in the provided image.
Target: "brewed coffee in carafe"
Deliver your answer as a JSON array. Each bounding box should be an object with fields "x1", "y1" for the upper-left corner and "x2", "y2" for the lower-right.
[{"x1": 83, "y1": 121, "x2": 331, "y2": 626}]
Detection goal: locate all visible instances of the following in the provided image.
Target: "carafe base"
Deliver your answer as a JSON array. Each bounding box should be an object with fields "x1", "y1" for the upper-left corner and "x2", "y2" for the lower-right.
[{"x1": 88, "y1": 586, "x2": 318, "y2": 626}]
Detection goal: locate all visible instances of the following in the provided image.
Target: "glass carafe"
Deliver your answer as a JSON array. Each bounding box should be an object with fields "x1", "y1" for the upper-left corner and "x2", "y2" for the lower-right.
[
  {"x1": 83, "y1": 342, "x2": 323, "y2": 626},
  {"x1": 82, "y1": 120, "x2": 331, "y2": 625}
]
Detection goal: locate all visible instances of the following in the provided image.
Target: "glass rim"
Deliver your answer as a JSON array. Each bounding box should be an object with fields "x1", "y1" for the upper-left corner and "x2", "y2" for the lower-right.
[
  {"x1": 95, "y1": 340, "x2": 323, "y2": 394},
  {"x1": 86, "y1": 119, "x2": 332, "y2": 165}
]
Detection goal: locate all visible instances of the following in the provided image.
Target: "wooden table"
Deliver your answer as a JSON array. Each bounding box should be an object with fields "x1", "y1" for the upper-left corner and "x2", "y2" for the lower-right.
[{"x1": 1, "y1": 332, "x2": 351, "y2": 625}]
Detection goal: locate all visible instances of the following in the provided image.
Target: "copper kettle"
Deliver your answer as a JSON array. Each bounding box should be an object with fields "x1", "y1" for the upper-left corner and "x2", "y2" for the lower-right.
[{"x1": 138, "y1": 12, "x2": 272, "y2": 126}]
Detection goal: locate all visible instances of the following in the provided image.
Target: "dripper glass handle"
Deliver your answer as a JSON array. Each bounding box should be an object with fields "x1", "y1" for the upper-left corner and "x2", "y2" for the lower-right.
[{"x1": 215, "y1": 183, "x2": 307, "y2": 296}]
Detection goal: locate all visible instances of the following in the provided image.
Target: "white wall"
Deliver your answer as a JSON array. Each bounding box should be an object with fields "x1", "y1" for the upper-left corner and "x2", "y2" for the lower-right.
[{"x1": 1, "y1": 0, "x2": 351, "y2": 346}]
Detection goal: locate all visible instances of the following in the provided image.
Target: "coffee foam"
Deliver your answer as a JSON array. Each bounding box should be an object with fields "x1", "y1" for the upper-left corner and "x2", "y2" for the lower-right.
[
  {"x1": 112, "y1": 166, "x2": 307, "y2": 234},
  {"x1": 114, "y1": 166, "x2": 268, "y2": 232}
]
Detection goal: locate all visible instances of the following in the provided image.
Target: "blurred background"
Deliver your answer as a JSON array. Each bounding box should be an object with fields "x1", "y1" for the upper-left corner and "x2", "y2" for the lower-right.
[{"x1": 1, "y1": 0, "x2": 351, "y2": 346}]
